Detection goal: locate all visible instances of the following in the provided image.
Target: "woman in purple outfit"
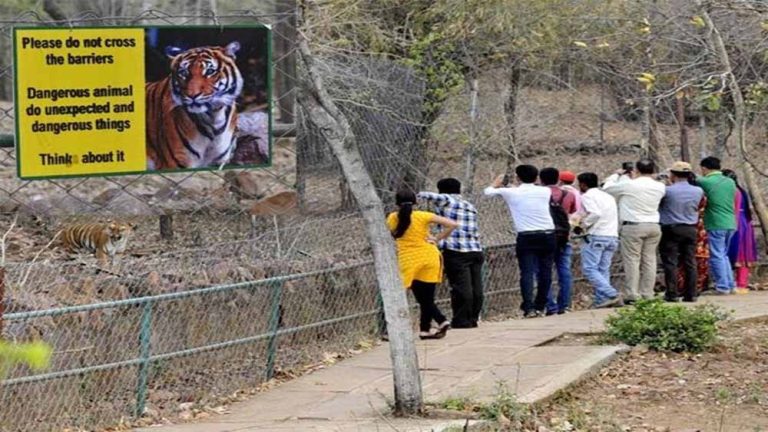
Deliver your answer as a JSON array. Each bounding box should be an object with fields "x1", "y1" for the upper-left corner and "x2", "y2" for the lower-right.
[{"x1": 722, "y1": 170, "x2": 758, "y2": 292}]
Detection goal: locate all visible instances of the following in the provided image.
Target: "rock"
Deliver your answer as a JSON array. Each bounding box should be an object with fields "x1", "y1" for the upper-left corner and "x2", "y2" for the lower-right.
[
  {"x1": 234, "y1": 111, "x2": 269, "y2": 164},
  {"x1": 194, "y1": 411, "x2": 211, "y2": 420},
  {"x1": 149, "y1": 389, "x2": 177, "y2": 403},
  {"x1": 92, "y1": 188, "x2": 123, "y2": 206},
  {"x1": 105, "y1": 193, "x2": 159, "y2": 215},
  {"x1": 224, "y1": 171, "x2": 261, "y2": 201},
  {"x1": 178, "y1": 411, "x2": 193, "y2": 421},
  {"x1": 142, "y1": 406, "x2": 159, "y2": 419},
  {"x1": 178, "y1": 402, "x2": 195, "y2": 412},
  {"x1": 146, "y1": 271, "x2": 162, "y2": 290},
  {"x1": 0, "y1": 199, "x2": 19, "y2": 213}
]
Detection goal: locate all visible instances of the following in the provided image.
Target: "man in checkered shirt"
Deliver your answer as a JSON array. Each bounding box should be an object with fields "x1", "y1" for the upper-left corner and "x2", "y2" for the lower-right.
[{"x1": 418, "y1": 178, "x2": 484, "y2": 328}]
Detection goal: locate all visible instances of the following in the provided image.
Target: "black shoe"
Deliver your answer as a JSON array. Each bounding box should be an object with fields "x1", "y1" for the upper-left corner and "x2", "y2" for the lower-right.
[
  {"x1": 545, "y1": 310, "x2": 557, "y2": 316},
  {"x1": 450, "y1": 321, "x2": 474, "y2": 329},
  {"x1": 682, "y1": 297, "x2": 697, "y2": 303},
  {"x1": 623, "y1": 299, "x2": 636, "y2": 306},
  {"x1": 664, "y1": 296, "x2": 680, "y2": 303},
  {"x1": 523, "y1": 311, "x2": 540, "y2": 318},
  {"x1": 470, "y1": 320, "x2": 479, "y2": 328}
]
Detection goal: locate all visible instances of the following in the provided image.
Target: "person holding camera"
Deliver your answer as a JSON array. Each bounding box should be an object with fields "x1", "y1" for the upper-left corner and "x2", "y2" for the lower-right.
[
  {"x1": 603, "y1": 159, "x2": 666, "y2": 303},
  {"x1": 485, "y1": 165, "x2": 555, "y2": 318}
]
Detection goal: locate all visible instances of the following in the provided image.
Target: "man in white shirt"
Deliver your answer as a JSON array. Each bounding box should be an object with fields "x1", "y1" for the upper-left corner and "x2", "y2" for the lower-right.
[
  {"x1": 484, "y1": 165, "x2": 555, "y2": 317},
  {"x1": 577, "y1": 172, "x2": 621, "y2": 308},
  {"x1": 603, "y1": 159, "x2": 666, "y2": 303}
]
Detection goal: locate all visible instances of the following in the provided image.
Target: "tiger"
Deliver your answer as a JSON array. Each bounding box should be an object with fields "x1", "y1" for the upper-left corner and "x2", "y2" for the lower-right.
[
  {"x1": 59, "y1": 221, "x2": 136, "y2": 265},
  {"x1": 146, "y1": 41, "x2": 244, "y2": 171}
]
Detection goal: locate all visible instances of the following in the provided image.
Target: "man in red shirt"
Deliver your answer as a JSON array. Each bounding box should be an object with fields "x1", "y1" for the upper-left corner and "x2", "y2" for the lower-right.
[{"x1": 540, "y1": 167, "x2": 577, "y2": 315}]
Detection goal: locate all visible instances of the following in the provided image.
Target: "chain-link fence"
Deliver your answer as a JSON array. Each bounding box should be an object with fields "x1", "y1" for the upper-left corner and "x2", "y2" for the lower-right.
[{"x1": 2, "y1": 2, "x2": 768, "y2": 431}]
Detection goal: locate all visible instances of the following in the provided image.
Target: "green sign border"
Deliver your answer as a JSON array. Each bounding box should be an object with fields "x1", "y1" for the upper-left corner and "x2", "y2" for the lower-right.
[{"x1": 12, "y1": 24, "x2": 273, "y2": 180}]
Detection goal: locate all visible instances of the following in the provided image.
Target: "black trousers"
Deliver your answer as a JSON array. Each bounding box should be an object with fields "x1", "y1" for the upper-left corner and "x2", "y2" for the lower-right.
[
  {"x1": 515, "y1": 232, "x2": 556, "y2": 313},
  {"x1": 660, "y1": 224, "x2": 698, "y2": 301},
  {"x1": 411, "y1": 280, "x2": 447, "y2": 332},
  {"x1": 443, "y1": 250, "x2": 485, "y2": 328}
]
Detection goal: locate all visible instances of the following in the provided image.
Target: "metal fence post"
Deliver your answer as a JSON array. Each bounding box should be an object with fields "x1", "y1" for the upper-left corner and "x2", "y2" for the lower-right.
[
  {"x1": 264, "y1": 280, "x2": 284, "y2": 381},
  {"x1": 134, "y1": 301, "x2": 154, "y2": 418},
  {"x1": 480, "y1": 250, "x2": 491, "y2": 318}
]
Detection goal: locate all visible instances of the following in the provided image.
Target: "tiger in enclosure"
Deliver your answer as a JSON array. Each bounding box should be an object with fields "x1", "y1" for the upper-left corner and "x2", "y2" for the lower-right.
[
  {"x1": 59, "y1": 221, "x2": 136, "y2": 265},
  {"x1": 145, "y1": 41, "x2": 243, "y2": 170}
]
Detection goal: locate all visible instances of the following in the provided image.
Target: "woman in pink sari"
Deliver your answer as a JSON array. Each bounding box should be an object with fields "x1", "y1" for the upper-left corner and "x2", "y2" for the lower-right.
[{"x1": 723, "y1": 170, "x2": 758, "y2": 292}]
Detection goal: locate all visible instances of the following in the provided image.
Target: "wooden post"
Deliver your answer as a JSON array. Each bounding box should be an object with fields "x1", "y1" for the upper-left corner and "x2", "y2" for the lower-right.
[
  {"x1": 274, "y1": 0, "x2": 297, "y2": 124},
  {"x1": 159, "y1": 214, "x2": 174, "y2": 240}
]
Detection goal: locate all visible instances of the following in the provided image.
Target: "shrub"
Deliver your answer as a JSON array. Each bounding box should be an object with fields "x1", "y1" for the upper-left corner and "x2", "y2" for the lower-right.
[
  {"x1": 604, "y1": 299, "x2": 729, "y2": 352},
  {"x1": 0, "y1": 341, "x2": 52, "y2": 377}
]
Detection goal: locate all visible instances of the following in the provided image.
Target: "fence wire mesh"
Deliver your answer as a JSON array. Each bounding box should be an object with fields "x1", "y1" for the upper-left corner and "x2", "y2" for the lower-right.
[{"x1": 1, "y1": 2, "x2": 767, "y2": 431}]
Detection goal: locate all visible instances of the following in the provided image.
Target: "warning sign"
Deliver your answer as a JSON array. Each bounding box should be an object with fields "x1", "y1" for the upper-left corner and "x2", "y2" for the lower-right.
[
  {"x1": 14, "y1": 28, "x2": 146, "y2": 178},
  {"x1": 13, "y1": 26, "x2": 272, "y2": 179}
]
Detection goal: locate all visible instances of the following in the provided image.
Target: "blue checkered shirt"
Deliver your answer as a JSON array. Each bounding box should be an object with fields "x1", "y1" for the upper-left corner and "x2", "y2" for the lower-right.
[{"x1": 418, "y1": 192, "x2": 483, "y2": 252}]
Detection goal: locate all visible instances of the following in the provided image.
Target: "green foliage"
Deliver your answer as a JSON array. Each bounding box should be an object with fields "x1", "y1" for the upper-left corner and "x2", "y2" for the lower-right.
[
  {"x1": 477, "y1": 382, "x2": 529, "y2": 422},
  {"x1": 604, "y1": 299, "x2": 729, "y2": 353},
  {"x1": 439, "y1": 395, "x2": 474, "y2": 412},
  {"x1": 0, "y1": 341, "x2": 52, "y2": 377}
]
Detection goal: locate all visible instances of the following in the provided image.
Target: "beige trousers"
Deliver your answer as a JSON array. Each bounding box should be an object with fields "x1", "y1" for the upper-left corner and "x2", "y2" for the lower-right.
[{"x1": 620, "y1": 223, "x2": 662, "y2": 301}]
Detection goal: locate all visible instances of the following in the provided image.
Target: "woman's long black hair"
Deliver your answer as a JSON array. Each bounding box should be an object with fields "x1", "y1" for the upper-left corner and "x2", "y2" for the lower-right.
[
  {"x1": 392, "y1": 189, "x2": 416, "y2": 238},
  {"x1": 723, "y1": 169, "x2": 753, "y2": 221}
]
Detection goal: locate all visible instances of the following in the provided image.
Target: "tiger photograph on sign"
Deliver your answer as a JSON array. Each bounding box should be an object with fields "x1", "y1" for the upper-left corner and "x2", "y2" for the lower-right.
[{"x1": 143, "y1": 26, "x2": 270, "y2": 172}]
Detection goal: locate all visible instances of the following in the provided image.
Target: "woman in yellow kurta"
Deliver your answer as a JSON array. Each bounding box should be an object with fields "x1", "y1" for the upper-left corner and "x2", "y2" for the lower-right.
[{"x1": 387, "y1": 189, "x2": 458, "y2": 339}]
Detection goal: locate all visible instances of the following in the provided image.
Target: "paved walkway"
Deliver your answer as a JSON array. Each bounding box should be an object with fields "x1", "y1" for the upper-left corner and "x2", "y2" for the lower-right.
[{"x1": 137, "y1": 292, "x2": 768, "y2": 432}]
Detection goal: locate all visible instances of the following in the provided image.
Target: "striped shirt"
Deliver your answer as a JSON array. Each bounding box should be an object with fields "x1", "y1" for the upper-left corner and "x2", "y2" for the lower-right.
[{"x1": 417, "y1": 192, "x2": 483, "y2": 252}]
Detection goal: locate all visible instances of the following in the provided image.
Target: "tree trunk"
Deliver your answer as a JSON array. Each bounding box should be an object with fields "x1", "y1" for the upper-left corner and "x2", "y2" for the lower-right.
[
  {"x1": 697, "y1": 1, "x2": 768, "y2": 251},
  {"x1": 275, "y1": 0, "x2": 297, "y2": 124},
  {"x1": 698, "y1": 115, "x2": 707, "y2": 160},
  {"x1": 464, "y1": 76, "x2": 479, "y2": 195},
  {"x1": 42, "y1": 0, "x2": 67, "y2": 21},
  {"x1": 677, "y1": 91, "x2": 690, "y2": 162},
  {"x1": 503, "y1": 64, "x2": 521, "y2": 175},
  {"x1": 296, "y1": 38, "x2": 423, "y2": 415}
]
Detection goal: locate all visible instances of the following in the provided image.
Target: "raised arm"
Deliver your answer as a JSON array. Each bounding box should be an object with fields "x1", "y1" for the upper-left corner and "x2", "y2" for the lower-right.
[
  {"x1": 417, "y1": 191, "x2": 451, "y2": 206},
  {"x1": 484, "y1": 174, "x2": 515, "y2": 200},
  {"x1": 602, "y1": 171, "x2": 629, "y2": 197}
]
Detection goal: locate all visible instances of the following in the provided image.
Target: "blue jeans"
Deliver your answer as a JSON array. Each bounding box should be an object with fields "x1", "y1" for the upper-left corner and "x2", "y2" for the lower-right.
[
  {"x1": 581, "y1": 235, "x2": 619, "y2": 304},
  {"x1": 547, "y1": 243, "x2": 573, "y2": 314},
  {"x1": 516, "y1": 232, "x2": 556, "y2": 313},
  {"x1": 707, "y1": 229, "x2": 736, "y2": 293}
]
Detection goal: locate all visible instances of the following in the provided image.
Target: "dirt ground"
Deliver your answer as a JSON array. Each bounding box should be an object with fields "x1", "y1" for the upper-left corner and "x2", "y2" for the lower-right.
[{"x1": 536, "y1": 317, "x2": 768, "y2": 432}]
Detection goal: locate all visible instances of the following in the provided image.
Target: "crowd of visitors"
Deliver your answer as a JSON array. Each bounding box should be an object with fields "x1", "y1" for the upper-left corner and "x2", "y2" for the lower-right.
[{"x1": 385, "y1": 156, "x2": 759, "y2": 339}]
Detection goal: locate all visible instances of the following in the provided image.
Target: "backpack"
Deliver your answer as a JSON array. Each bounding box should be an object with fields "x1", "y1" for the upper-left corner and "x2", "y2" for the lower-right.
[{"x1": 549, "y1": 189, "x2": 570, "y2": 248}]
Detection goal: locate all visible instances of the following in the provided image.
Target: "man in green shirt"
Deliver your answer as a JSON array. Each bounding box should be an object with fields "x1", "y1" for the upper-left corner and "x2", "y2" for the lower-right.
[{"x1": 697, "y1": 156, "x2": 737, "y2": 294}]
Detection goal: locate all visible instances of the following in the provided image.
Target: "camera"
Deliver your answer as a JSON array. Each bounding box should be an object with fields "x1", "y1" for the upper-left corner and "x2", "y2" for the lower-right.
[
  {"x1": 622, "y1": 162, "x2": 634, "y2": 174},
  {"x1": 502, "y1": 174, "x2": 510, "y2": 186}
]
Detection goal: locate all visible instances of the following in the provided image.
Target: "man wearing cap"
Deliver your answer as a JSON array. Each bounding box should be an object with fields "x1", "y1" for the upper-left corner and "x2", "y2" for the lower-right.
[
  {"x1": 603, "y1": 159, "x2": 666, "y2": 303},
  {"x1": 658, "y1": 162, "x2": 704, "y2": 302},
  {"x1": 559, "y1": 170, "x2": 583, "y2": 218}
]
